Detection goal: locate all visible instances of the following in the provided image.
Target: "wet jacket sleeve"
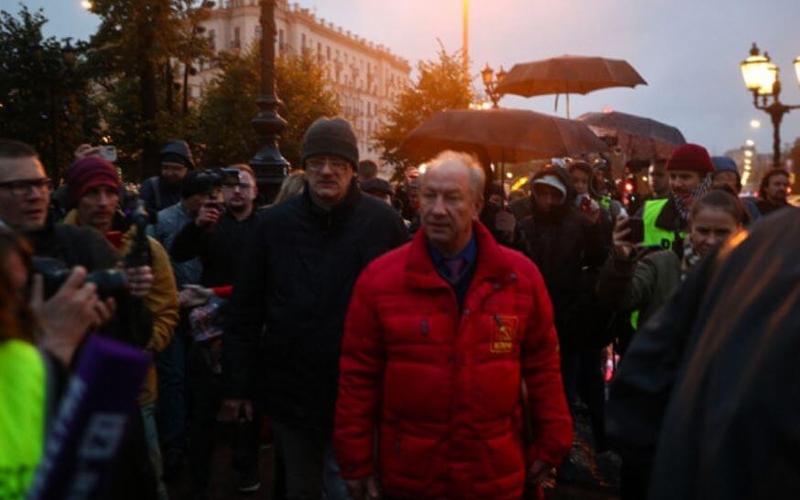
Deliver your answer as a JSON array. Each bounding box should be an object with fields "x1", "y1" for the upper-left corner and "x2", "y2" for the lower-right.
[
  {"x1": 334, "y1": 266, "x2": 384, "y2": 479},
  {"x1": 143, "y1": 237, "x2": 179, "y2": 353},
  {"x1": 521, "y1": 265, "x2": 574, "y2": 466}
]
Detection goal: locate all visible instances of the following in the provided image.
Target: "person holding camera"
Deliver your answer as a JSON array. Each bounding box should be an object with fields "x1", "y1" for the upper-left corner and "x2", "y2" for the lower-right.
[
  {"x1": 0, "y1": 225, "x2": 118, "y2": 500},
  {"x1": 169, "y1": 164, "x2": 262, "y2": 497},
  {"x1": 0, "y1": 139, "x2": 160, "y2": 499},
  {"x1": 599, "y1": 188, "x2": 748, "y2": 500},
  {"x1": 61, "y1": 155, "x2": 180, "y2": 500},
  {"x1": 148, "y1": 169, "x2": 224, "y2": 478}
]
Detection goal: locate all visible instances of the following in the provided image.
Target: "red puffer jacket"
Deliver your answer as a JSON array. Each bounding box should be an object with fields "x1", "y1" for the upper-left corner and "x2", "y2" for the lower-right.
[{"x1": 335, "y1": 223, "x2": 573, "y2": 500}]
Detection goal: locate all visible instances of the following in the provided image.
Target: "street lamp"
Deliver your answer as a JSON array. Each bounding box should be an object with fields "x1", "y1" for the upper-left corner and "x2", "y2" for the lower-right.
[
  {"x1": 740, "y1": 42, "x2": 800, "y2": 168},
  {"x1": 481, "y1": 64, "x2": 506, "y2": 108},
  {"x1": 250, "y1": 0, "x2": 289, "y2": 203}
]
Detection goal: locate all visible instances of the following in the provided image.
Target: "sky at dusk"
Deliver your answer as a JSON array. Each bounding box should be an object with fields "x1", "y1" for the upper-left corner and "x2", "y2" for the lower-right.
[{"x1": 17, "y1": 0, "x2": 800, "y2": 157}]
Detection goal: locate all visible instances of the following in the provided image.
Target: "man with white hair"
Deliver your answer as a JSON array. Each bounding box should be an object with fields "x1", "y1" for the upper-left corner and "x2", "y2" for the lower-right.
[{"x1": 335, "y1": 150, "x2": 572, "y2": 500}]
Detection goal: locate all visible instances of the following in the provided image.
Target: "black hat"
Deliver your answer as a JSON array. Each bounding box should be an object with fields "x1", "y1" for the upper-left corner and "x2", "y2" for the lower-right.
[
  {"x1": 301, "y1": 117, "x2": 358, "y2": 169},
  {"x1": 181, "y1": 171, "x2": 216, "y2": 198},
  {"x1": 360, "y1": 178, "x2": 393, "y2": 196},
  {"x1": 161, "y1": 140, "x2": 195, "y2": 170}
]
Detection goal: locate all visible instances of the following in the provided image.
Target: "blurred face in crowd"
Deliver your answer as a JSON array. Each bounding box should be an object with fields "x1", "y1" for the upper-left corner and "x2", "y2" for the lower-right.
[
  {"x1": 669, "y1": 170, "x2": 703, "y2": 199},
  {"x1": 764, "y1": 173, "x2": 789, "y2": 205},
  {"x1": 161, "y1": 162, "x2": 189, "y2": 185},
  {"x1": 407, "y1": 185, "x2": 420, "y2": 211},
  {"x1": 405, "y1": 166, "x2": 420, "y2": 184},
  {"x1": 77, "y1": 185, "x2": 119, "y2": 233},
  {"x1": 420, "y1": 161, "x2": 482, "y2": 257},
  {"x1": 533, "y1": 183, "x2": 564, "y2": 213},
  {"x1": 222, "y1": 170, "x2": 257, "y2": 216},
  {"x1": 0, "y1": 155, "x2": 51, "y2": 231},
  {"x1": 648, "y1": 163, "x2": 669, "y2": 196},
  {"x1": 571, "y1": 169, "x2": 590, "y2": 196},
  {"x1": 305, "y1": 155, "x2": 355, "y2": 206},
  {"x1": 712, "y1": 172, "x2": 740, "y2": 194},
  {"x1": 689, "y1": 207, "x2": 741, "y2": 257}
]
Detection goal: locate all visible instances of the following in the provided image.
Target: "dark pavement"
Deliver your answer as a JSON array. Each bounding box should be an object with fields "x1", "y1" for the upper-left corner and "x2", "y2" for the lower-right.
[{"x1": 167, "y1": 413, "x2": 619, "y2": 500}]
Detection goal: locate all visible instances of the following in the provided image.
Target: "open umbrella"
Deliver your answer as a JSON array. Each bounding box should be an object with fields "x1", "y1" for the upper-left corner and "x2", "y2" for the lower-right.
[
  {"x1": 576, "y1": 110, "x2": 686, "y2": 160},
  {"x1": 400, "y1": 108, "x2": 608, "y2": 165},
  {"x1": 495, "y1": 55, "x2": 647, "y2": 116}
]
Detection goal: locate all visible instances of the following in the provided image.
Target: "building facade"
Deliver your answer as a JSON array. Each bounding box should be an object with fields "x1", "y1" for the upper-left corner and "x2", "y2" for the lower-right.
[{"x1": 191, "y1": 0, "x2": 412, "y2": 161}]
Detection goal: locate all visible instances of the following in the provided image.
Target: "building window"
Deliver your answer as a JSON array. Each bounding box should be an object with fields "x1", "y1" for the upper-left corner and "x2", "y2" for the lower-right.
[
  {"x1": 301, "y1": 33, "x2": 306, "y2": 49},
  {"x1": 208, "y1": 29, "x2": 216, "y2": 52},
  {"x1": 255, "y1": 25, "x2": 262, "y2": 40},
  {"x1": 233, "y1": 27, "x2": 241, "y2": 49},
  {"x1": 326, "y1": 45, "x2": 331, "y2": 61}
]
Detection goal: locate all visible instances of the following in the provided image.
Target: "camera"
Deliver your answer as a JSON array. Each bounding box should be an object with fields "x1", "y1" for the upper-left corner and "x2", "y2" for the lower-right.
[{"x1": 32, "y1": 257, "x2": 128, "y2": 300}]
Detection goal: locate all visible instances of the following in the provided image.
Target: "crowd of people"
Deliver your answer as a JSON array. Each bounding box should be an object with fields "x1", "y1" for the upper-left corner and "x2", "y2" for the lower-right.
[{"x1": 0, "y1": 114, "x2": 798, "y2": 500}]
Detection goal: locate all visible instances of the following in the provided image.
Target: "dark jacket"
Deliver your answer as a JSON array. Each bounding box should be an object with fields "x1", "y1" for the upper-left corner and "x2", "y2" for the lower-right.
[
  {"x1": 223, "y1": 181, "x2": 407, "y2": 431},
  {"x1": 170, "y1": 210, "x2": 259, "y2": 287},
  {"x1": 139, "y1": 176, "x2": 183, "y2": 215},
  {"x1": 597, "y1": 249, "x2": 681, "y2": 331},
  {"x1": 607, "y1": 209, "x2": 800, "y2": 500},
  {"x1": 517, "y1": 169, "x2": 609, "y2": 352}
]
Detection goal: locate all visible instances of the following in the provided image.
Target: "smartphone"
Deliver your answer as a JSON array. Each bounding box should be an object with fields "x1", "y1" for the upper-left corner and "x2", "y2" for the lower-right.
[{"x1": 625, "y1": 217, "x2": 645, "y2": 244}]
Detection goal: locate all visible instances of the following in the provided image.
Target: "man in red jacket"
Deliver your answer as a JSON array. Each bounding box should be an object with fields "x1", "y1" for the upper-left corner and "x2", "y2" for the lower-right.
[{"x1": 335, "y1": 151, "x2": 573, "y2": 500}]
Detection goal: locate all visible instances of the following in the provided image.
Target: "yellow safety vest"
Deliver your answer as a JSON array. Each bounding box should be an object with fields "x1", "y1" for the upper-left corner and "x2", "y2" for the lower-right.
[
  {"x1": 0, "y1": 340, "x2": 46, "y2": 500},
  {"x1": 642, "y1": 199, "x2": 684, "y2": 250},
  {"x1": 631, "y1": 199, "x2": 686, "y2": 329}
]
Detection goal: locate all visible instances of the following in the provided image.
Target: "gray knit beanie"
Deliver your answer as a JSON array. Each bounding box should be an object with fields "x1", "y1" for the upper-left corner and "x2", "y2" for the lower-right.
[{"x1": 301, "y1": 117, "x2": 359, "y2": 169}]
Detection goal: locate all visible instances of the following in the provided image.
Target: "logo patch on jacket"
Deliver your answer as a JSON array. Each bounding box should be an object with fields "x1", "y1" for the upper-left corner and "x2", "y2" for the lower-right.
[{"x1": 490, "y1": 315, "x2": 518, "y2": 353}]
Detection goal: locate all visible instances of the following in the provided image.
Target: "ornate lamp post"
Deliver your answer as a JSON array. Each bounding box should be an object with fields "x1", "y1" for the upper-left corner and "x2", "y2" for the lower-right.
[
  {"x1": 250, "y1": 0, "x2": 289, "y2": 203},
  {"x1": 739, "y1": 42, "x2": 800, "y2": 168},
  {"x1": 480, "y1": 64, "x2": 506, "y2": 108}
]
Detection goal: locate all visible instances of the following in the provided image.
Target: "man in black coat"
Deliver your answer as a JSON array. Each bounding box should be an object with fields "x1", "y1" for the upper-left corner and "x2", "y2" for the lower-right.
[
  {"x1": 516, "y1": 166, "x2": 609, "y2": 457},
  {"x1": 220, "y1": 118, "x2": 407, "y2": 500},
  {"x1": 607, "y1": 208, "x2": 800, "y2": 500}
]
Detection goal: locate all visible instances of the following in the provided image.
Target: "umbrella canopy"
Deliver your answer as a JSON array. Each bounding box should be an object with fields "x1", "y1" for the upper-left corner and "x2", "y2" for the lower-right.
[
  {"x1": 496, "y1": 55, "x2": 648, "y2": 97},
  {"x1": 577, "y1": 110, "x2": 686, "y2": 160},
  {"x1": 400, "y1": 108, "x2": 608, "y2": 165}
]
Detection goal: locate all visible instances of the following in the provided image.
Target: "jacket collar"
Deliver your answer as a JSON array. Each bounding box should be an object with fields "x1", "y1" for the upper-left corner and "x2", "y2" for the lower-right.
[
  {"x1": 301, "y1": 179, "x2": 362, "y2": 225},
  {"x1": 405, "y1": 221, "x2": 515, "y2": 290}
]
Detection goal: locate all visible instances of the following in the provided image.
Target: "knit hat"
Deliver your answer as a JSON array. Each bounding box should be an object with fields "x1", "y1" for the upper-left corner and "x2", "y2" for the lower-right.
[
  {"x1": 666, "y1": 143, "x2": 715, "y2": 173},
  {"x1": 181, "y1": 171, "x2": 217, "y2": 198},
  {"x1": 64, "y1": 156, "x2": 121, "y2": 208},
  {"x1": 160, "y1": 140, "x2": 195, "y2": 170},
  {"x1": 712, "y1": 156, "x2": 739, "y2": 176},
  {"x1": 301, "y1": 117, "x2": 359, "y2": 169},
  {"x1": 532, "y1": 174, "x2": 567, "y2": 200}
]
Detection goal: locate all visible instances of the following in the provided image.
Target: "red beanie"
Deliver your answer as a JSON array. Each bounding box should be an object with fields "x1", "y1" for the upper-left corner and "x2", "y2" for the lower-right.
[
  {"x1": 666, "y1": 143, "x2": 715, "y2": 173},
  {"x1": 64, "y1": 156, "x2": 121, "y2": 208}
]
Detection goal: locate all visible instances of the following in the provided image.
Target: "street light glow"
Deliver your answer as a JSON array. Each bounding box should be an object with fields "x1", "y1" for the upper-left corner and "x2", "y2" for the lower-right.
[
  {"x1": 745, "y1": 139, "x2": 755, "y2": 146},
  {"x1": 750, "y1": 119, "x2": 761, "y2": 129},
  {"x1": 81, "y1": 0, "x2": 93, "y2": 9}
]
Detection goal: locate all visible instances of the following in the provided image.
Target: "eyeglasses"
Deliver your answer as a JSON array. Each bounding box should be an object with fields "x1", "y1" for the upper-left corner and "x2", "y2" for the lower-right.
[
  {"x1": 0, "y1": 178, "x2": 53, "y2": 196},
  {"x1": 306, "y1": 157, "x2": 350, "y2": 173}
]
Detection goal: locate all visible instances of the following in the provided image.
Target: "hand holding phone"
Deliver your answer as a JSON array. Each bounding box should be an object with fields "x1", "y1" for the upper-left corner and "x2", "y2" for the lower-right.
[{"x1": 612, "y1": 216, "x2": 644, "y2": 258}]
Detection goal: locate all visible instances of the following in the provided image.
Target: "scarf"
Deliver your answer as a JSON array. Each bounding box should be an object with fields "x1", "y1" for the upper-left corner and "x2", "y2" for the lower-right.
[{"x1": 672, "y1": 174, "x2": 712, "y2": 224}]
